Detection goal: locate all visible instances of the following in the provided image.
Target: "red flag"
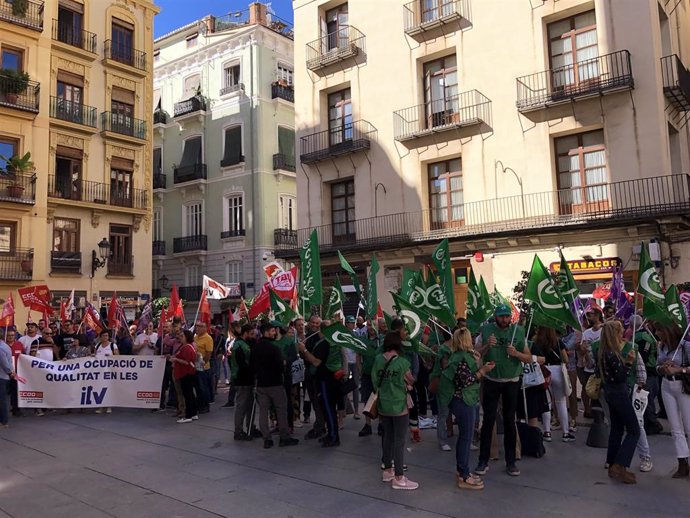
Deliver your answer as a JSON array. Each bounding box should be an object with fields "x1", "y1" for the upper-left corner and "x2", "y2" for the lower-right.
[
  {"x1": 170, "y1": 284, "x2": 180, "y2": 314},
  {"x1": 108, "y1": 292, "x2": 122, "y2": 331},
  {"x1": 82, "y1": 304, "x2": 103, "y2": 333},
  {"x1": 18, "y1": 285, "x2": 53, "y2": 315},
  {"x1": 199, "y1": 291, "x2": 211, "y2": 326},
  {"x1": 228, "y1": 307, "x2": 234, "y2": 323},
  {"x1": 0, "y1": 292, "x2": 15, "y2": 327},
  {"x1": 509, "y1": 300, "x2": 520, "y2": 324},
  {"x1": 376, "y1": 302, "x2": 383, "y2": 320},
  {"x1": 59, "y1": 299, "x2": 68, "y2": 322},
  {"x1": 248, "y1": 285, "x2": 270, "y2": 320},
  {"x1": 592, "y1": 282, "x2": 611, "y2": 300},
  {"x1": 238, "y1": 298, "x2": 248, "y2": 319},
  {"x1": 157, "y1": 306, "x2": 167, "y2": 337}
]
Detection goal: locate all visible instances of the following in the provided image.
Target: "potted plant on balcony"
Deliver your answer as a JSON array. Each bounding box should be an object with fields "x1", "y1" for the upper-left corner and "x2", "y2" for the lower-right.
[
  {"x1": 0, "y1": 151, "x2": 32, "y2": 199},
  {"x1": 11, "y1": 0, "x2": 29, "y2": 17},
  {"x1": 0, "y1": 68, "x2": 30, "y2": 104}
]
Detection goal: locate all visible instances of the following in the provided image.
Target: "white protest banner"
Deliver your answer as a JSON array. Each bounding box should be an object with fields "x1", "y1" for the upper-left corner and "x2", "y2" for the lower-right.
[
  {"x1": 17, "y1": 355, "x2": 166, "y2": 409},
  {"x1": 203, "y1": 275, "x2": 231, "y2": 300}
]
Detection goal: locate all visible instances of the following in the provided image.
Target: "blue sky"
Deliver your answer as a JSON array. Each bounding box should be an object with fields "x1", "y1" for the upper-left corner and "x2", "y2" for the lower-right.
[{"x1": 153, "y1": 0, "x2": 294, "y2": 39}]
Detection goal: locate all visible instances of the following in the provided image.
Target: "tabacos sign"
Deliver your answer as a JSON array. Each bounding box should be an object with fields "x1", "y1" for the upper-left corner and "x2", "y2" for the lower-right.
[{"x1": 550, "y1": 257, "x2": 622, "y2": 276}]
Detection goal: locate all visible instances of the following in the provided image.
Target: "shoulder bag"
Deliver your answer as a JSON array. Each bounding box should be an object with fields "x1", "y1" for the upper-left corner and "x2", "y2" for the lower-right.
[
  {"x1": 363, "y1": 355, "x2": 396, "y2": 419},
  {"x1": 585, "y1": 350, "x2": 604, "y2": 400}
]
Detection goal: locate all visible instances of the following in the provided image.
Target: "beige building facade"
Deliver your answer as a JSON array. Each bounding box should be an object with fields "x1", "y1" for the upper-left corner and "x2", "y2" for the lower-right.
[
  {"x1": 286, "y1": 0, "x2": 690, "y2": 313},
  {"x1": 0, "y1": 0, "x2": 158, "y2": 322}
]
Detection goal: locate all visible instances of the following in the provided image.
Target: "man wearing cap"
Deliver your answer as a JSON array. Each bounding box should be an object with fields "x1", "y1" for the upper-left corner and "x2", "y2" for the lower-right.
[
  {"x1": 474, "y1": 304, "x2": 531, "y2": 477},
  {"x1": 250, "y1": 321, "x2": 299, "y2": 448}
]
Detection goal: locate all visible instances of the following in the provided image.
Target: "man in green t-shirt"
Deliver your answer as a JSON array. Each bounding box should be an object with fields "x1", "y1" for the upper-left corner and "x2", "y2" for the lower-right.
[{"x1": 474, "y1": 304, "x2": 531, "y2": 477}]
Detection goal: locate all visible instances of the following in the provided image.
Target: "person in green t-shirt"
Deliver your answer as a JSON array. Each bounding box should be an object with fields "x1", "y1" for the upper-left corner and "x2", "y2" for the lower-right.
[
  {"x1": 371, "y1": 329, "x2": 418, "y2": 490},
  {"x1": 474, "y1": 304, "x2": 531, "y2": 477}
]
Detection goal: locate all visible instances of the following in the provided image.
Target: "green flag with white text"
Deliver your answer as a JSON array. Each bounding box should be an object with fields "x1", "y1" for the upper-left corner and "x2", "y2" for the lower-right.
[
  {"x1": 392, "y1": 291, "x2": 431, "y2": 341},
  {"x1": 643, "y1": 296, "x2": 674, "y2": 326},
  {"x1": 405, "y1": 271, "x2": 456, "y2": 328},
  {"x1": 338, "y1": 251, "x2": 361, "y2": 299},
  {"x1": 269, "y1": 288, "x2": 297, "y2": 326},
  {"x1": 637, "y1": 242, "x2": 665, "y2": 306},
  {"x1": 479, "y1": 277, "x2": 494, "y2": 315},
  {"x1": 299, "y1": 229, "x2": 322, "y2": 310},
  {"x1": 366, "y1": 256, "x2": 380, "y2": 319},
  {"x1": 524, "y1": 255, "x2": 581, "y2": 330},
  {"x1": 467, "y1": 269, "x2": 491, "y2": 332},
  {"x1": 432, "y1": 239, "x2": 456, "y2": 316},
  {"x1": 556, "y1": 251, "x2": 579, "y2": 302},
  {"x1": 664, "y1": 284, "x2": 688, "y2": 329},
  {"x1": 401, "y1": 268, "x2": 421, "y2": 301},
  {"x1": 325, "y1": 275, "x2": 345, "y2": 321},
  {"x1": 321, "y1": 322, "x2": 376, "y2": 357}
]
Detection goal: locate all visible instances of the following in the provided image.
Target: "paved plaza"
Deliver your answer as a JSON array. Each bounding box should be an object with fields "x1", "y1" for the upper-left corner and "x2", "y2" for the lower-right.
[{"x1": 0, "y1": 396, "x2": 688, "y2": 518}]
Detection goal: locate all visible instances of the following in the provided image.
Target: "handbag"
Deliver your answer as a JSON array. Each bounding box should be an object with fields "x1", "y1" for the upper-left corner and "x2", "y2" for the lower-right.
[
  {"x1": 585, "y1": 350, "x2": 604, "y2": 400},
  {"x1": 522, "y1": 356, "x2": 546, "y2": 388},
  {"x1": 363, "y1": 355, "x2": 396, "y2": 419},
  {"x1": 562, "y1": 363, "x2": 573, "y2": 397}
]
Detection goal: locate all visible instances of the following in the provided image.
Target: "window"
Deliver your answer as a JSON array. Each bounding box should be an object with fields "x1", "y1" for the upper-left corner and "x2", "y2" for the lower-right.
[
  {"x1": 0, "y1": 222, "x2": 16, "y2": 253},
  {"x1": 424, "y1": 55, "x2": 458, "y2": 128},
  {"x1": 153, "y1": 50, "x2": 160, "y2": 62},
  {"x1": 53, "y1": 218, "x2": 79, "y2": 252},
  {"x1": 184, "y1": 202, "x2": 203, "y2": 236},
  {"x1": 109, "y1": 224, "x2": 132, "y2": 274},
  {"x1": 185, "y1": 264, "x2": 200, "y2": 287},
  {"x1": 153, "y1": 208, "x2": 162, "y2": 242},
  {"x1": 226, "y1": 195, "x2": 244, "y2": 236},
  {"x1": 555, "y1": 130, "x2": 608, "y2": 212},
  {"x1": 669, "y1": 124, "x2": 681, "y2": 174},
  {"x1": 428, "y1": 159, "x2": 463, "y2": 228},
  {"x1": 56, "y1": 71, "x2": 84, "y2": 123},
  {"x1": 325, "y1": 3, "x2": 349, "y2": 51},
  {"x1": 328, "y1": 89, "x2": 352, "y2": 146},
  {"x1": 57, "y1": 2, "x2": 84, "y2": 47},
  {"x1": 277, "y1": 64, "x2": 293, "y2": 86},
  {"x1": 226, "y1": 261, "x2": 243, "y2": 284},
  {"x1": 0, "y1": 138, "x2": 18, "y2": 171},
  {"x1": 279, "y1": 195, "x2": 296, "y2": 230},
  {"x1": 331, "y1": 179, "x2": 355, "y2": 243},
  {"x1": 548, "y1": 11, "x2": 598, "y2": 90},
  {"x1": 54, "y1": 146, "x2": 82, "y2": 200},
  {"x1": 1, "y1": 47, "x2": 23, "y2": 71},
  {"x1": 183, "y1": 74, "x2": 200, "y2": 98},
  {"x1": 278, "y1": 126, "x2": 295, "y2": 163},
  {"x1": 221, "y1": 126, "x2": 243, "y2": 166},
  {"x1": 186, "y1": 33, "x2": 198, "y2": 48},
  {"x1": 111, "y1": 18, "x2": 134, "y2": 65},
  {"x1": 179, "y1": 136, "x2": 202, "y2": 169},
  {"x1": 153, "y1": 147, "x2": 162, "y2": 175},
  {"x1": 111, "y1": 87, "x2": 135, "y2": 134},
  {"x1": 110, "y1": 166, "x2": 133, "y2": 207},
  {"x1": 223, "y1": 63, "x2": 240, "y2": 88},
  {"x1": 422, "y1": 0, "x2": 455, "y2": 24}
]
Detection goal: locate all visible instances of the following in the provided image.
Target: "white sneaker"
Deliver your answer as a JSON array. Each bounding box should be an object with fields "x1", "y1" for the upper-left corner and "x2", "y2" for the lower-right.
[
  {"x1": 191, "y1": 415, "x2": 199, "y2": 421},
  {"x1": 382, "y1": 468, "x2": 395, "y2": 482},
  {"x1": 440, "y1": 444, "x2": 452, "y2": 451},
  {"x1": 95, "y1": 409, "x2": 104, "y2": 414},
  {"x1": 392, "y1": 476, "x2": 419, "y2": 490},
  {"x1": 105, "y1": 408, "x2": 112, "y2": 414},
  {"x1": 639, "y1": 458, "x2": 653, "y2": 472},
  {"x1": 177, "y1": 418, "x2": 193, "y2": 423}
]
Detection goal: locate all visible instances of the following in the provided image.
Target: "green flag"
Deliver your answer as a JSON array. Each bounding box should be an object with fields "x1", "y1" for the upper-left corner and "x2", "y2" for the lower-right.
[
  {"x1": 382, "y1": 310, "x2": 393, "y2": 333},
  {"x1": 524, "y1": 255, "x2": 581, "y2": 330},
  {"x1": 338, "y1": 251, "x2": 361, "y2": 299},
  {"x1": 491, "y1": 288, "x2": 510, "y2": 307},
  {"x1": 366, "y1": 256, "x2": 380, "y2": 319},
  {"x1": 299, "y1": 229, "x2": 322, "y2": 309},
  {"x1": 479, "y1": 277, "x2": 494, "y2": 314},
  {"x1": 391, "y1": 291, "x2": 431, "y2": 341},
  {"x1": 404, "y1": 337, "x2": 438, "y2": 357},
  {"x1": 556, "y1": 251, "x2": 579, "y2": 301},
  {"x1": 466, "y1": 269, "x2": 491, "y2": 332},
  {"x1": 432, "y1": 239, "x2": 456, "y2": 315},
  {"x1": 664, "y1": 284, "x2": 688, "y2": 329},
  {"x1": 643, "y1": 296, "x2": 674, "y2": 326},
  {"x1": 637, "y1": 242, "x2": 664, "y2": 306},
  {"x1": 405, "y1": 272, "x2": 455, "y2": 328},
  {"x1": 401, "y1": 268, "x2": 421, "y2": 300},
  {"x1": 531, "y1": 307, "x2": 567, "y2": 334},
  {"x1": 325, "y1": 275, "x2": 345, "y2": 320},
  {"x1": 269, "y1": 288, "x2": 297, "y2": 326},
  {"x1": 321, "y1": 322, "x2": 376, "y2": 357}
]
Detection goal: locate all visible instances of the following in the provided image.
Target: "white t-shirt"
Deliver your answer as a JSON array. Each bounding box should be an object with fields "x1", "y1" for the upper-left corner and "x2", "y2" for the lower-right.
[
  {"x1": 134, "y1": 332, "x2": 158, "y2": 355},
  {"x1": 18, "y1": 335, "x2": 40, "y2": 355},
  {"x1": 95, "y1": 342, "x2": 118, "y2": 357},
  {"x1": 581, "y1": 327, "x2": 602, "y2": 373}
]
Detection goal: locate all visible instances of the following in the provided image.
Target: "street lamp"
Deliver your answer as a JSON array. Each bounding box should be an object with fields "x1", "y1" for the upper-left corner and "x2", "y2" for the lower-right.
[
  {"x1": 91, "y1": 238, "x2": 111, "y2": 276},
  {"x1": 159, "y1": 274, "x2": 169, "y2": 289}
]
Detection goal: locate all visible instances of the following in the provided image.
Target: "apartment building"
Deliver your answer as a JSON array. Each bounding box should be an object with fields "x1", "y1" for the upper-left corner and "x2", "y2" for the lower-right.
[
  {"x1": 152, "y1": 3, "x2": 296, "y2": 319},
  {"x1": 0, "y1": 0, "x2": 158, "y2": 321},
  {"x1": 287, "y1": 0, "x2": 690, "y2": 312}
]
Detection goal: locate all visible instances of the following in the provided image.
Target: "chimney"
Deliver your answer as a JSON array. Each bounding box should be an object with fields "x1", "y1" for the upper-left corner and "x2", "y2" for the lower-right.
[
  {"x1": 249, "y1": 2, "x2": 267, "y2": 27},
  {"x1": 202, "y1": 15, "x2": 216, "y2": 34}
]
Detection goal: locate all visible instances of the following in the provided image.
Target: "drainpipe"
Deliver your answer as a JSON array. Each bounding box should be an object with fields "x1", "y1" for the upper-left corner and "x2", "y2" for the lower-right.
[{"x1": 250, "y1": 37, "x2": 257, "y2": 295}]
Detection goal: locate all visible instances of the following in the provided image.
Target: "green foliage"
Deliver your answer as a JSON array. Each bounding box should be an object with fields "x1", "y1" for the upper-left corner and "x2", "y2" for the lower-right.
[
  {"x1": 11, "y1": 0, "x2": 28, "y2": 17},
  {"x1": 152, "y1": 297, "x2": 170, "y2": 319},
  {"x1": 0, "y1": 68, "x2": 30, "y2": 95},
  {"x1": 0, "y1": 151, "x2": 33, "y2": 175}
]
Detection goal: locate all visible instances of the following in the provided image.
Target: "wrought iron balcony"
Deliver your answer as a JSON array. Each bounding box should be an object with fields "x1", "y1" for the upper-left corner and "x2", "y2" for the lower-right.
[
  {"x1": 0, "y1": 75, "x2": 40, "y2": 113},
  {"x1": 272, "y1": 83, "x2": 294, "y2": 102},
  {"x1": 154, "y1": 110, "x2": 168, "y2": 125},
  {"x1": 393, "y1": 90, "x2": 491, "y2": 141},
  {"x1": 153, "y1": 173, "x2": 166, "y2": 189},
  {"x1": 0, "y1": 248, "x2": 33, "y2": 280},
  {"x1": 104, "y1": 40, "x2": 147, "y2": 72},
  {"x1": 152, "y1": 240, "x2": 166, "y2": 256},
  {"x1": 661, "y1": 54, "x2": 690, "y2": 113},
  {"x1": 101, "y1": 112, "x2": 147, "y2": 140},
  {"x1": 173, "y1": 235, "x2": 207, "y2": 253},
  {"x1": 300, "y1": 120, "x2": 375, "y2": 164},
  {"x1": 50, "y1": 251, "x2": 81, "y2": 274},
  {"x1": 108, "y1": 258, "x2": 133, "y2": 276},
  {"x1": 275, "y1": 174, "x2": 690, "y2": 256},
  {"x1": 306, "y1": 25, "x2": 366, "y2": 71},
  {"x1": 174, "y1": 163, "x2": 207, "y2": 184},
  {"x1": 221, "y1": 229, "x2": 246, "y2": 239},
  {"x1": 51, "y1": 19, "x2": 97, "y2": 53},
  {"x1": 0, "y1": 172, "x2": 36, "y2": 204},
  {"x1": 50, "y1": 97, "x2": 97, "y2": 127},
  {"x1": 179, "y1": 285, "x2": 202, "y2": 301},
  {"x1": 48, "y1": 175, "x2": 148, "y2": 210},
  {"x1": 274, "y1": 228, "x2": 297, "y2": 247},
  {"x1": 516, "y1": 50, "x2": 633, "y2": 112},
  {"x1": 403, "y1": 0, "x2": 471, "y2": 37},
  {"x1": 273, "y1": 153, "x2": 295, "y2": 172},
  {"x1": 174, "y1": 96, "x2": 207, "y2": 118},
  {"x1": 220, "y1": 83, "x2": 243, "y2": 96},
  {"x1": 0, "y1": 0, "x2": 44, "y2": 31}
]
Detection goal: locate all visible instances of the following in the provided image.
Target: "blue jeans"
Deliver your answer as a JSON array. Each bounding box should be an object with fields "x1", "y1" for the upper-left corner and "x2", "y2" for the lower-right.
[
  {"x1": 604, "y1": 383, "x2": 640, "y2": 468},
  {"x1": 196, "y1": 369, "x2": 212, "y2": 409},
  {"x1": 0, "y1": 379, "x2": 8, "y2": 425},
  {"x1": 450, "y1": 396, "x2": 477, "y2": 479}
]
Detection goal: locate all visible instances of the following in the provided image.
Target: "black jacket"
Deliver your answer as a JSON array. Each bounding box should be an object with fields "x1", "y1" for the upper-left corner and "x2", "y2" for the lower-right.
[{"x1": 250, "y1": 338, "x2": 285, "y2": 387}]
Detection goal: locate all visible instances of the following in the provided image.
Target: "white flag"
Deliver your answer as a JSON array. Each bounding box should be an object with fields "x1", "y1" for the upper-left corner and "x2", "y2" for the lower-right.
[
  {"x1": 67, "y1": 289, "x2": 75, "y2": 312},
  {"x1": 203, "y1": 275, "x2": 231, "y2": 300}
]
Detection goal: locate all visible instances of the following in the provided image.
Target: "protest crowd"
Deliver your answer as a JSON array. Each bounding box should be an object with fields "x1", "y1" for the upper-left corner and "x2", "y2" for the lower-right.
[{"x1": 1, "y1": 239, "x2": 689, "y2": 493}]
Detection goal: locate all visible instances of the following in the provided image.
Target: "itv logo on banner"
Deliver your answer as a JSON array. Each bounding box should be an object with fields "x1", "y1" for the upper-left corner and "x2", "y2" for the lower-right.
[{"x1": 80, "y1": 386, "x2": 108, "y2": 405}]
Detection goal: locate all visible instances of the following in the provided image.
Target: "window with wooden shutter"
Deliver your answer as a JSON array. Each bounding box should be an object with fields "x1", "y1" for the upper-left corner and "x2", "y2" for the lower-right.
[{"x1": 221, "y1": 127, "x2": 243, "y2": 167}]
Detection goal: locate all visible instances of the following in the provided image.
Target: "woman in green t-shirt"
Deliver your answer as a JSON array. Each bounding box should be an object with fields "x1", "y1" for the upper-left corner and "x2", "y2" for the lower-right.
[
  {"x1": 447, "y1": 327, "x2": 495, "y2": 490},
  {"x1": 372, "y1": 331, "x2": 418, "y2": 490}
]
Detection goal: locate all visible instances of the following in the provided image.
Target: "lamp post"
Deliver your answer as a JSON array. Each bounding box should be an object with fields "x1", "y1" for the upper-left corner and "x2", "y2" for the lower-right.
[{"x1": 91, "y1": 238, "x2": 111, "y2": 277}]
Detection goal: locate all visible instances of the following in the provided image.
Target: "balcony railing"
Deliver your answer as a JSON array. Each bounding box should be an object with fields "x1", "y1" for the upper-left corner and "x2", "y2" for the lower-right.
[
  {"x1": 272, "y1": 83, "x2": 294, "y2": 102},
  {"x1": 516, "y1": 50, "x2": 634, "y2": 112},
  {"x1": 273, "y1": 153, "x2": 295, "y2": 172},
  {"x1": 306, "y1": 25, "x2": 366, "y2": 71},
  {"x1": 661, "y1": 54, "x2": 690, "y2": 113},
  {"x1": 0, "y1": 173, "x2": 36, "y2": 204},
  {"x1": 0, "y1": 0, "x2": 44, "y2": 31},
  {"x1": 0, "y1": 248, "x2": 33, "y2": 280},
  {"x1": 221, "y1": 229, "x2": 246, "y2": 239},
  {"x1": 274, "y1": 228, "x2": 297, "y2": 247},
  {"x1": 174, "y1": 96, "x2": 207, "y2": 118},
  {"x1": 50, "y1": 251, "x2": 81, "y2": 274},
  {"x1": 108, "y1": 259, "x2": 133, "y2": 276},
  {"x1": 174, "y1": 163, "x2": 207, "y2": 184},
  {"x1": 104, "y1": 40, "x2": 147, "y2": 72},
  {"x1": 153, "y1": 173, "x2": 166, "y2": 189},
  {"x1": 0, "y1": 76, "x2": 40, "y2": 113},
  {"x1": 300, "y1": 120, "x2": 375, "y2": 164},
  {"x1": 154, "y1": 110, "x2": 168, "y2": 125},
  {"x1": 51, "y1": 19, "x2": 97, "y2": 53},
  {"x1": 101, "y1": 112, "x2": 147, "y2": 140},
  {"x1": 179, "y1": 285, "x2": 202, "y2": 301},
  {"x1": 275, "y1": 174, "x2": 690, "y2": 256},
  {"x1": 403, "y1": 0, "x2": 471, "y2": 36},
  {"x1": 50, "y1": 97, "x2": 97, "y2": 127},
  {"x1": 48, "y1": 175, "x2": 148, "y2": 209},
  {"x1": 220, "y1": 83, "x2": 243, "y2": 96},
  {"x1": 173, "y1": 235, "x2": 207, "y2": 253},
  {"x1": 393, "y1": 90, "x2": 491, "y2": 141},
  {"x1": 152, "y1": 240, "x2": 166, "y2": 256}
]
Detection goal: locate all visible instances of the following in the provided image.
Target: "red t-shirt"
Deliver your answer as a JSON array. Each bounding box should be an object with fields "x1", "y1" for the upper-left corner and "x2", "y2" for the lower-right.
[
  {"x1": 173, "y1": 343, "x2": 197, "y2": 379},
  {"x1": 10, "y1": 342, "x2": 23, "y2": 370}
]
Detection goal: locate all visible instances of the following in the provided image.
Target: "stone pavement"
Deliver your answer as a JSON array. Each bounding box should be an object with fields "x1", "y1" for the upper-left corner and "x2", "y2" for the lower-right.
[{"x1": 0, "y1": 398, "x2": 688, "y2": 518}]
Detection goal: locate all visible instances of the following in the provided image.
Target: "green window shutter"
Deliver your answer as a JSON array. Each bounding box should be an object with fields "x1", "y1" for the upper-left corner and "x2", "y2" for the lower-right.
[
  {"x1": 222, "y1": 127, "x2": 242, "y2": 166},
  {"x1": 278, "y1": 127, "x2": 295, "y2": 160}
]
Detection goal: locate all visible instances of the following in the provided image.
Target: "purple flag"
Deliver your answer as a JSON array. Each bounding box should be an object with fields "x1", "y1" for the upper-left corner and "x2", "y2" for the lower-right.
[
  {"x1": 608, "y1": 265, "x2": 627, "y2": 311},
  {"x1": 615, "y1": 296, "x2": 634, "y2": 325},
  {"x1": 136, "y1": 302, "x2": 153, "y2": 334}
]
